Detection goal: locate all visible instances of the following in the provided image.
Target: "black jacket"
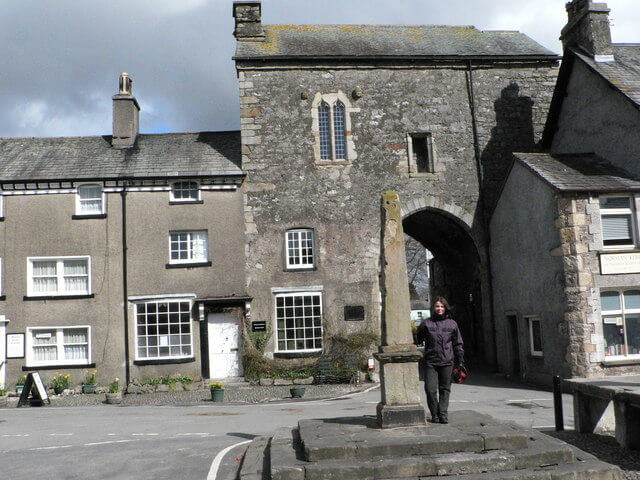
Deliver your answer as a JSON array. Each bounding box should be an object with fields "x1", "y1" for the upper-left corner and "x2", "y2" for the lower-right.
[{"x1": 416, "y1": 314, "x2": 464, "y2": 367}]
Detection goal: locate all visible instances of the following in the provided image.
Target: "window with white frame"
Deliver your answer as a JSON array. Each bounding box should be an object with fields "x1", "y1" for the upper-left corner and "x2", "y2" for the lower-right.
[
  {"x1": 135, "y1": 299, "x2": 193, "y2": 359},
  {"x1": 275, "y1": 292, "x2": 323, "y2": 352},
  {"x1": 286, "y1": 229, "x2": 314, "y2": 269},
  {"x1": 76, "y1": 184, "x2": 105, "y2": 215},
  {"x1": 526, "y1": 316, "x2": 543, "y2": 357},
  {"x1": 171, "y1": 181, "x2": 200, "y2": 202},
  {"x1": 27, "y1": 256, "x2": 90, "y2": 296},
  {"x1": 601, "y1": 290, "x2": 640, "y2": 358},
  {"x1": 169, "y1": 231, "x2": 208, "y2": 264},
  {"x1": 27, "y1": 326, "x2": 90, "y2": 366},
  {"x1": 600, "y1": 196, "x2": 636, "y2": 249}
]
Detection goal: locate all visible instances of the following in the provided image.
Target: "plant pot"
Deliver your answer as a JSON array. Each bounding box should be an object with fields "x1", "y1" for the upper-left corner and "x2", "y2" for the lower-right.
[
  {"x1": 82, "y1": 384, "x2": 97, "y2": 394},
  {"x1": 105, "y1": 391, "x2": 122, "y2": 404},
  {"x1": 290, "y1": 387, "x2": 306, "y2": 398},
  {"x1": 16, "y1": 385, "x2": 24, "y2": 395},
  {"x1": 0, "y1": 395, "x2": 8, "y2": 407},
  {"x1": 54, "y1": 385, "x2": 67, "y2": 395},
  {"x1": 211, "y1": 389, "x2": 224, "y2": 402}
]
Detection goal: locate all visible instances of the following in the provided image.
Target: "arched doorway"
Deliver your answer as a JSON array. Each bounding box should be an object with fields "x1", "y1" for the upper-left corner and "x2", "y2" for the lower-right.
[{"x1": 403, "y1": 208, "x2": 486, "y2": 362}]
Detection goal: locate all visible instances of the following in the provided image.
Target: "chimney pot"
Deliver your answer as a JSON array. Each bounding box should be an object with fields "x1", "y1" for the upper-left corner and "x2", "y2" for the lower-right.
[{"x1": 112, "y1": 72, "x2": 140, "y2": 148}]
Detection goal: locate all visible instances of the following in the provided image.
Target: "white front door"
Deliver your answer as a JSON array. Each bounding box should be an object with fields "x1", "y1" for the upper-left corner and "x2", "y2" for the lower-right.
[
  {"x1": 207, "y1": 312, "x2": 243, "y2": 378},
  {"x1": 0, "y1": 317, "x2": 6, "y2": 388}
]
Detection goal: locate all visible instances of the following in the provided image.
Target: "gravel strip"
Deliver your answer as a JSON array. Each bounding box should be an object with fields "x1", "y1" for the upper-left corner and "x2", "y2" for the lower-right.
[
  {"x1": 4, "y1": 383, "x2": 371, "y2": 408},
  {"x1": 544, "y1": 430, "x2": 640, "y2": 480}
]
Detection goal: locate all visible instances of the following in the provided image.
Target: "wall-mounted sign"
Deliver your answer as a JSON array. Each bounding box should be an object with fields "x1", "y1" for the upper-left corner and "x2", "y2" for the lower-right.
[
  {"x1": 252, "y1": 321, "x2": 267, "y2": 332},
  {"x1": 6, "y1": 333, "x2": 25, "y2": 358},
  {"x1": 600, "y1": 252, "x2": 640, "y2": 275},
  {"x1": 344, "y1": 306, "x2": 365, "y2": 321}
]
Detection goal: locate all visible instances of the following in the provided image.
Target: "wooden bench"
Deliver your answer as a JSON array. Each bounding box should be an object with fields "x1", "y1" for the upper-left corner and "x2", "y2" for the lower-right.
[
  {"x1": 564, "y1": 375, "x2": 640, "y2": 450},
  {"x1": 315, "y1": 354, "x2": 360, "y2": 384}
]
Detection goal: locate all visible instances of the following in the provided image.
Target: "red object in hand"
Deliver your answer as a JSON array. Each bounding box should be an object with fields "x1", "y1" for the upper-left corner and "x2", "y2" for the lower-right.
[{"x1": 452, "y1": 366, "x2": 468, "y2": 384}]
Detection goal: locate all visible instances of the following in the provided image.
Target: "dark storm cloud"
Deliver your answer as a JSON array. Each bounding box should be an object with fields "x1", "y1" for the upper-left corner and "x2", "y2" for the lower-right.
[{"x1": 0, "y1": 0, "x2": 637, "y2": 138}]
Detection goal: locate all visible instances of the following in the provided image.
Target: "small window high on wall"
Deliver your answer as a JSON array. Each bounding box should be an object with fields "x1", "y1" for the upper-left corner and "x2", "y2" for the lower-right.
[
  {"x1": 600, "y1": 196, "x2": 636, "y2": 249},
  {"x1": 312, "y1": 92, "x2": 358, "y2": 164}
]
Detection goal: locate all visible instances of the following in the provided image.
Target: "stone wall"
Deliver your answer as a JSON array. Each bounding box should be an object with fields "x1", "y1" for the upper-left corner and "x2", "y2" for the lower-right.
[{"x1": 238, "y1": 62, "x2": 558, "y2": 364}]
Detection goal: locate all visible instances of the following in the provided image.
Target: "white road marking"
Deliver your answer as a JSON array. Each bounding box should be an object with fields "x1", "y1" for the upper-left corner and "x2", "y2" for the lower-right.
[
  {"x1": 84, "y1": 439, "x2": 137, "y2": 446},
  {"x1": 132, "y1": 433, "x2": 159, "y2": 436},
  {"x1": 29, "y1": 445, "x2": 73, "y2": 451},
  {"x1": 207, "y1": 440, "x2": 251, "y2": 480},
  {"x1": 177, "y1": 433, "x2": 215, "y2": 437},
  {"x1": 3, "y1": 434, "x2": 30, "y2": 437},
  {"x1": 49, "y1": 433, "x2": 73, "y2": 436}
]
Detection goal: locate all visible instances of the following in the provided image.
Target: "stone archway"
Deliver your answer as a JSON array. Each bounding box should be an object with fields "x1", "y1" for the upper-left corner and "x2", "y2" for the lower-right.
[{"x1": 402, "y1": 201, "x2": 492, "y2": 365}]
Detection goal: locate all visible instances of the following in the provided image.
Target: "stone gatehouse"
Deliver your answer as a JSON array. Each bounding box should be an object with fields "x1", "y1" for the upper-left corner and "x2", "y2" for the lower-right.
[{"x1": 233, "y1": 2, "x2": 559, "y2": 366}]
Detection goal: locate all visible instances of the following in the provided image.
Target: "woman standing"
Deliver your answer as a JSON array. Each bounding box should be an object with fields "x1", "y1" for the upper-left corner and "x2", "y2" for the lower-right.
[{"x1": 416, "y1": 296, "x2": 464, "y2": 424}]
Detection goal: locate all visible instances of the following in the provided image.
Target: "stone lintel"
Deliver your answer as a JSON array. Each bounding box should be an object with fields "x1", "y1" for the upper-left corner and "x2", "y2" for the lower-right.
[{"x1": 376, "y1": 403, "x2": 426, "y2": 428}]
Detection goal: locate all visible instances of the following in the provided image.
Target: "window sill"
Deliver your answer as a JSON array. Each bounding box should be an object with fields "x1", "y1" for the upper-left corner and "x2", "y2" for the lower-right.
[
  {"x1": 23, "y1": 294, "x2": 95, "y2": 301},
  {"x1": 315, "y1": 160, "x2": 350, "y2": 167},
  {"x1": 602, "y1": 357, "x2": 640, "y2": 367},
  {"x1": 528, "y1": 353, "x2": 544, "y2": 359},
  {"x1": 274, "y1": 351, "x2": 322, "y2": 359},
  {"x1": 169, "y1": 200, "x2": 203, "y2": 205},
  {"x1": 72, "y1": 214, "x2": 107, "y2": 220},
  {"x1": 284, "y1": 266, "x2": 317, "y2": 272},
  {"x1": 23, "y1": 362, "x2": 95, "y2": 371},
  {"x1": 165, "y1": 261, "x2": 212, "y2": 269},
  {"x1": 134, "y1": 357, "x2": 195, "y2": 366}
]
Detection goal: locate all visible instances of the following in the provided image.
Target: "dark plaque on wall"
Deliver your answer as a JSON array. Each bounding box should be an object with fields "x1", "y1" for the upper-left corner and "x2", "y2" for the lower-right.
[
  {"x1": 252, "y1": 321, "x2": 267, "y2": 332},
  {"x1": 344, "y1": 306, "x2": 365, "y2": 321}
]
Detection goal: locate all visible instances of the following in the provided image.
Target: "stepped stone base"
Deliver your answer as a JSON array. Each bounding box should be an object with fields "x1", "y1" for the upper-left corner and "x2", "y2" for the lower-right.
[{"x1": 236, "y1": 410, "x2": 622, "y2": 480}]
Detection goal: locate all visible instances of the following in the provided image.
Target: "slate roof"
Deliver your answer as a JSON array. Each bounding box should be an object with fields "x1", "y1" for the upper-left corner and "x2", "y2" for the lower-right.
[
  {"x1": 0, "y1": 131, "x2": 242, "y2": 182},
  {"x1": 574, "y1": 44, "x2": 640, "y2": 107},
  {"x1": 235, "y1": 25, "x2": 557, "y2": 60},
  {"x1": 514, "y1": 152, "x2": 640, "y2": 192}
]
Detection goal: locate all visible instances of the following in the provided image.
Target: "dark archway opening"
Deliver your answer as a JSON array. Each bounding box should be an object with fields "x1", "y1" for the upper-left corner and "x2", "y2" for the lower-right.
[{"x1": 404, "y1": 209, "x2": 483, "y2": 361}]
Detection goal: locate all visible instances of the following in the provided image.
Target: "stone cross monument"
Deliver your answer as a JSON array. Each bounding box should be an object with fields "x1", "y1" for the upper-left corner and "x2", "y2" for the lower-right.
[{"x1": 374, "y1": 190, "x2": 426, "y2": 427}]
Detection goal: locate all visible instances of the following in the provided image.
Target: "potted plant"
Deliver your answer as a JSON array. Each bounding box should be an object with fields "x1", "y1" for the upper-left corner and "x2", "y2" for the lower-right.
[
  {"x1": 0, "y1": 384, "x2": 7, "y2": 407},
  {"x1": 16, "y1": 375, "x2": 27, "y2": 395},
  {"x1": 290, "y1": 386, "x2": 306, "y2": 398},
  {"x1": 82, "y1": 369, "x2": 98, "y2": 394},
  {"x1": 51, "y1": 372, "x2": 71, "y2": 394},
  {"x1": 105, "y1": 378, "x2": 122, "y2": 404},
  {"x1": 209, "y1": 382, "x2": 224, "y2": 402}
]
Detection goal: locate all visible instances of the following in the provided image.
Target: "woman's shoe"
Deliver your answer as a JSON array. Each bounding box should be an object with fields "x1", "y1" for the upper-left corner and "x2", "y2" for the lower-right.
[
  {"x1": 439, "y1": 416, "x2": 448, "y2": 424},
  {"x1": 428, "y1": 417, "x2": 439, "y2": 423}
]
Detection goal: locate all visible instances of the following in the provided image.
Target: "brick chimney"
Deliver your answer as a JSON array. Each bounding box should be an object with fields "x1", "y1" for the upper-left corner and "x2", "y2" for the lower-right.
[
  {"x1": 233, "y1": 1, "x2": 264, "y2": 41},
  {"x1": 112, "y1": 72, "x2": 140, "y2": 148},
  {"x1": 560, "y1": 0, "x2": 614, "y2": 62}
]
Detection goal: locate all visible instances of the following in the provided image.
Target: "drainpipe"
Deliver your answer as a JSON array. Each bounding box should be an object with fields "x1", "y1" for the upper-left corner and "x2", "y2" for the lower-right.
[
  {"x1": 120, "y1": 182, "x2": 131, "y2": 387},
  {"x1": 465, "y1": 60, "x2": 499, "y2": 369}
]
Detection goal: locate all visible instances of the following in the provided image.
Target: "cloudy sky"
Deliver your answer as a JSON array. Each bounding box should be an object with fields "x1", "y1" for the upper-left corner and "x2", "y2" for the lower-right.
[{"x1": 1, "y1": 0, "x2": 638, "y2": 138}]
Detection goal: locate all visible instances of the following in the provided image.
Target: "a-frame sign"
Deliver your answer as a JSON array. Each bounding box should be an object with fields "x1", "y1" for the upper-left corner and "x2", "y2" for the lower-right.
[{"x1": 17, "y1": 372, "x2": 50, "y2": 407}]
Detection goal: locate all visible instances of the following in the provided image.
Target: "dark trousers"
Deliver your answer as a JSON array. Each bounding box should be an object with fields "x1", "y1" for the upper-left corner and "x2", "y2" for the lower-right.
[{"x1": 424, "y1": 364, "x2": 453, "y2": 420}]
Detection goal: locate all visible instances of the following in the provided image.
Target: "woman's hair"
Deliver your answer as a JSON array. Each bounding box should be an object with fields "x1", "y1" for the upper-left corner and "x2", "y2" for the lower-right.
[{"x1": 432, "y1": 296, "x2": 451, "y2": 315}]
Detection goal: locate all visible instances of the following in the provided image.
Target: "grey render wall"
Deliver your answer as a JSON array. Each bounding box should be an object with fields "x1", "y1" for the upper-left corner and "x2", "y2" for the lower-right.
[
  {"x1": 550, "y1": 59, "x2": 640, "y2": 176},
  {"x1": 489, "y1": 161, "x2": 566, "y2": 384},
  {"x1": 238, "y1": 63, "x2": 558, "y2": 363},
  {"x1": 0, "y1": 187, "x2": 246, "y2": 387},
  {"x1": 125, "y1": 188, "x2": 246, "y2": 381},
  {"x1": 0, "y1": 192, "x2": 125, "y2": 387}
]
